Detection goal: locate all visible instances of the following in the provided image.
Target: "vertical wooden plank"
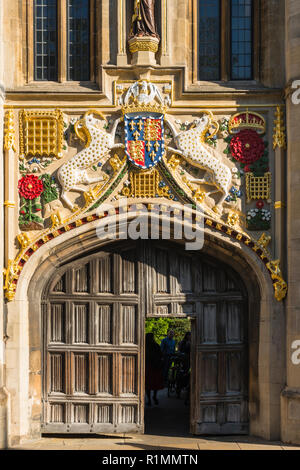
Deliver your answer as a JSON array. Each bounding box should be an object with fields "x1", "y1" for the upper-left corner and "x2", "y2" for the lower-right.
[
  {"x1": 138, "y1": 242, "x2": 145, "y2": 433},
  {"x1": 98, "y1": 255, "x2": 113, "y2": 293},
  {"x1": 74, "y1": 353, "x2": 88, "y2": 393},
  {"x1": 122, "y1": 250, "x2": 137, "y2": 294},
  {"x1": 113, "y1": 253, "x2": 121, "y2": 296},
  {"x1": 66, "y1": 351, "x2": 72, "y2": 396},
  {"x1": 89, "y1": 352, "x2": 96, "y2": 395},
  {"x1": 143, "y1": 242, "x2": 154, "y2": 316},
  {"x1": 202, "y1": 303, "x2": 217, "y2": 344},
  {"x1": 73, "y1": 303, "x2": 89, "y2": 344},
  {"x1": 156, "y1": 248, "x2": 169, "y2": 293},
  {"x1": 50, "y1": 303, "x2": 65, "y2": 343},
  {"x1": 121, "y1": 305, "x2": 137, "y2": 344},
  {"x1": 121, "y1": 355, "x2": 137, "y2": 395},
  {"x1": 190, "y1": 313, "x2": 199, "y2": 434},
  {"x1": 98, "y1": 354, "x2": 112, "y2": 394},
  {"x1": 65, "y1": 300, "x2": 71, "y2": 345},
  {"x1": 97, "y1": 304, "x2": 112, "y2": 344},
  {"x1": 74, "y1": 264, "x2": 89, "y2": 293},
  {"x1": 226, "y1": 302, "x2": 242, "y2": 343}
]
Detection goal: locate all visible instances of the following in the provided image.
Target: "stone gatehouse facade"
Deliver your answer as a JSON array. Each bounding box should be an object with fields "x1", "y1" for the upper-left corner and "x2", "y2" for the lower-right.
[{"x1": 0, "y1": 0, "x2": 300, "y2": 447}]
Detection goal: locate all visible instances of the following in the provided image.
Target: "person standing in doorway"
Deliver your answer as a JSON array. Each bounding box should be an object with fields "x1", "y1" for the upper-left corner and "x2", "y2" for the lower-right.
[
  {"x1": 145, "y1": 333, "x2": 164, "y2": 406},
  {"x1": 160, "y1": 329, "x2": 176, "y2": 384}
]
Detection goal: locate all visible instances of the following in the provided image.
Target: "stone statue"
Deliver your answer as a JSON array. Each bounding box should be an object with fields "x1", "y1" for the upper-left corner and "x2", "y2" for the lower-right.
[{"x1": 130, "y1": 0, "x2": 159, "y2": 39}]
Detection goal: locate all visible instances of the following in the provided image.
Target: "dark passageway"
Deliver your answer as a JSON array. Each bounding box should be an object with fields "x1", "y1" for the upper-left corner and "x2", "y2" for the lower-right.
[{"x1": 145, "y1": 388, "x2": 190, "y2": 437}]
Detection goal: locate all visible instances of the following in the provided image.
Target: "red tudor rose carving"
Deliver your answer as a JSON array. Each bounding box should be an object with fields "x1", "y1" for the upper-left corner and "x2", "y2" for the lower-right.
[
  {"x1": 18, "y1": 175, "x2": 44, "y2": 200},
  {"x1": 230, "y1": 129, "x2": 265, "y2": 165}
]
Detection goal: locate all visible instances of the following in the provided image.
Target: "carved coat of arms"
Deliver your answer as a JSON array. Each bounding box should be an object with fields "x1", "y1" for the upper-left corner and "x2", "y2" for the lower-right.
[
  {"x1": 121, "y1": 80, "x2": 167, "y2": 170},
  {"x1": 125, "y1": 113, "x2": 165, "y2": 169}
]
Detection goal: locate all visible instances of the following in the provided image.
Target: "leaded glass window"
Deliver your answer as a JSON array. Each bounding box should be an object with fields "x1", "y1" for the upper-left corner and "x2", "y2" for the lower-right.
[
  {"x1": 198, "y1": 0, "x2": 221, "y2": 81},
  {"x1": 67, "y1": 0, "x2": 90, "y2": 81},
  {"x1": 34, "y1": 0, "x2": 58, "y2": 81},
  {"x1": 198, "y1": 0, "x2": 254, "y2": 82},
  {"x1": 231, "y1": 0, "x2": 253, "y2": 80}
]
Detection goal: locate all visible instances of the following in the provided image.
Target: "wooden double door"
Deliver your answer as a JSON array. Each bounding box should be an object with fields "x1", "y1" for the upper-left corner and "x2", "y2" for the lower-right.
[{"x1": 42, "y1": 241, "x2": 249, "y2": 435}]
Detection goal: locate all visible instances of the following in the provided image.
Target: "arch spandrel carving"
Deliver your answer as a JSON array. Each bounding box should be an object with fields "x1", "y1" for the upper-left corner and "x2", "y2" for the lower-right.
[{"x1": 4, "y1": 81, "x2": 287, "y2": 303}]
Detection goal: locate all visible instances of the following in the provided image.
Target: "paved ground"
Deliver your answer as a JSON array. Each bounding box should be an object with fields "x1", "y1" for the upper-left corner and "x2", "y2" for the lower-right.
[{"x1": 9, "y1": 389, "x2": 300, "y2": 451}]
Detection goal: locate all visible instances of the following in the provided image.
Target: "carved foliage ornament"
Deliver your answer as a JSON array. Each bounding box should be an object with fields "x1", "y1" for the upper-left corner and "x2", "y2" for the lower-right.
[
  {"x1": 273, "y1": 106, "x2": 287, "y2": 150},
  {"x1": 267, "y1": 260, "x2": 288, "y2": 302},
  {"x1": 4, "y1": 109, "x2": 16, "y2": 152}
]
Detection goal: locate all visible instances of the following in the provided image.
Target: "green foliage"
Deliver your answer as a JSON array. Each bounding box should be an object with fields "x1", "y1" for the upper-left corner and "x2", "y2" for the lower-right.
[
  {"x1": 220, "y1": 119, "x2": 229, "y2": 132},
  {"x1": 206, "y1": 138, "x2": 217, "y2": 148},
  {"x1": 40, "y1": 174, "x2": 59, "y2": 204},
  {"x1": 241, "y1": 155, "x2": 269, "y2": 177},
  {"x1": 145, "y1": 318, "x2": 191, "y2": 349},
  {"x1": 19, "y1": 197, "x2": 43, "y2": 225}
]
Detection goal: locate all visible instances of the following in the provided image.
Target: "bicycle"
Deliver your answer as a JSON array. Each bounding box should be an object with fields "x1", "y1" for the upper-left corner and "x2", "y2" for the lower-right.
[{"x1": 167, "y1": 353, "x2": 186, "y2": 398}]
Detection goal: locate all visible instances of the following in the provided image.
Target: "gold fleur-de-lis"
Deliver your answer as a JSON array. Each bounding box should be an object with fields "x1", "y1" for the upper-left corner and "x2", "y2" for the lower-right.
[
  {"x1": 150, "y1": 150, "x2": 156, "y2": 161},
  {"x1": 133, "y1": 130, "x2": 140, "y2": 141},
  {"x1": 129, "y1": 121, "x2": 136, "y2": 131}
]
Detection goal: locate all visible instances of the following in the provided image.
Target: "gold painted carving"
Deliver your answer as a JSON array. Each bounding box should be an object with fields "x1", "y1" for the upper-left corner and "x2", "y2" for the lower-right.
[
  {"x1": 110, "y1": 154, "x2": 126, "y2": 173},
  {"x1": 121, "y1": 169, "x2": 172, "y2": 199},
  {"x1": 229, "y1": 110, "x2": 266, "y2": 134},
  {"x1": 19, "y1": 109, "x2": 64, "y2": 159},
  {"x1": 273, "y1": 106, "x2": 287, "y2": 150},
  {"x1": 257, "y1": 233, "x2": 271, "y2": 250},
  {"x1": 246, "y1": 172, "x2": 271, "y2": 202},
  {"x1": 84, "y1": 188, "x2": 97, "y2": 206},
  {"x1": 168, "y1": 154, "x2": 182, "y2": 171},
  {"x1": 17, "y1": 232, "x2": 32, "y2": 249},
  {"x1": 128, "y1": 37, "x2": 159, "y2": 53},
  {"x1": 3, "y1": 260, "x2": 19, "y2": 302},
  {"x1": 51, "y1": 211, "x2": 64, "y2": 229},
  {"x1": 266, "y1": 260, "x2": 288, "y2": 302},
  {"x1": 4, "y1": 110, "x2": 16, "y2": 152},
  {"x1": 274, "y1": 201, "x2": 286, "y2": 210},
  {"x1": 122, "y1": 101, "x2": 166, "y2": 116},
  {"x1": 227, "y1": 211, "x2": 240, "y2": 228},
  {"x1": 182, "y1": 176, "x2": 206, "y2": 204},
  {"x1": 4, "y1": 201, "x2": 16, "y2": 208}
]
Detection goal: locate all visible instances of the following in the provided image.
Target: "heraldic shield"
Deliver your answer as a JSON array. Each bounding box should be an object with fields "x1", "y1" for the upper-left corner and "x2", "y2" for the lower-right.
[{"x1": 125, "y1": 113, "x2": 165, "y2": 170}]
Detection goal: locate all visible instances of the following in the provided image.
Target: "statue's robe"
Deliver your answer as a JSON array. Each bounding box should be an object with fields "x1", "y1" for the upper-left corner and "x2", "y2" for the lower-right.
[{"x1": 131, "y1": 0, "x2": 159, "y2": 38}]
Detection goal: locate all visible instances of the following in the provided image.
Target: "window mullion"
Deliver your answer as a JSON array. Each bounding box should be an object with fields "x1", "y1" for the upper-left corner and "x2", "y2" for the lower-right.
[
  {"x1": 90, "y1": 0, "x2": 95, "y2": 82},
  {"x1": 27, "y1": 0, "x2": 34, "y2": 82},
  {"x1": 253, "y1": 0, "x2": 260, "y2": 81},
  {"x1": 58, "y1": 0, "x2": 67, "y2": 82},
  {"x1": 221, "y1": 0, "x2": 230, "y2": 81}
]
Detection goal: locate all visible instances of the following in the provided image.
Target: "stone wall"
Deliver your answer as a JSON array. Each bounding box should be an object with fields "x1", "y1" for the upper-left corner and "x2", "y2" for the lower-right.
[
  {"x1": 281, "y1": 0, "x2": 300, "y2": 445},
  {"x1": 0, "y1": 0, "x2": 8, "y2": 450}
]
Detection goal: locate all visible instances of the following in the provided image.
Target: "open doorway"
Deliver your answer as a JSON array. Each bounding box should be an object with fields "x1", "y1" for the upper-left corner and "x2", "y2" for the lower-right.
[{"x1": 144, "y1": 317, "x2": 192, "y2": 437}]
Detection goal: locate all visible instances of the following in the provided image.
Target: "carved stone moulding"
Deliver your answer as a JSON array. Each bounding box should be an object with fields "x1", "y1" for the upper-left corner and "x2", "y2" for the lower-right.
[
  {"x1": 3, "y1": 204, "x2": 287, "y2": 304},
  {"x1": 128, "y1": 36, "x2": 159, "y2": 54}
]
